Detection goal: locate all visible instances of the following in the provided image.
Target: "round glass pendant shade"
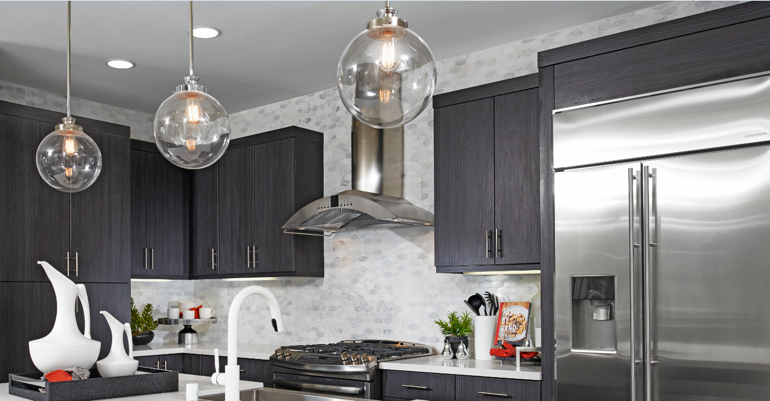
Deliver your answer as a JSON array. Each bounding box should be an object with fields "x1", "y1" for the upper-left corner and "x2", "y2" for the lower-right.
[
  {"x1": 36, "y1": 117, "x2": 102, "y2": 193},
  {"x1": 154, "y1": 87, "x2": 230, "y2": 169},
  {"x1": 338, "y1": 24, "x2": 436, "y2": 129}
]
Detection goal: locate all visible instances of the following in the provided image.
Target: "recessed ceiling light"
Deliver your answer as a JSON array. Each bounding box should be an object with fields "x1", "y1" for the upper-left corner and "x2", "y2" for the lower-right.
[
  {"x1": 106, "y1": 59, "x2": 134, "y2": 69},
  {"x1": 192, "y1": 26, "x2": 221, "y2": 39}
]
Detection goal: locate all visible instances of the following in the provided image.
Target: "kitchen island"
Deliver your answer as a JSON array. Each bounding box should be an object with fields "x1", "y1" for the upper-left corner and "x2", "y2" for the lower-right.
[{"x1": 0, "y1": 374, "x2": 262, "y2": 401}]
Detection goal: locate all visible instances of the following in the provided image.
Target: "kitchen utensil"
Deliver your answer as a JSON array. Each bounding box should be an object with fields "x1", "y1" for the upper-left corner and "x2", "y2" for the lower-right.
[
  {"x1": 440, "y1": 340, "x2": 454, "y2": 360},
  {"x1": 455, "y1": 341, "x2": 470, "y2": 360},
  {"x1": 96, "y1": 311, "x2": 138, "y2": 378},
  {"x1": 476, "y1": 293, "x2": 487, "y2": 316},
  {"x1": 199, "y1": 308, "x2": 214, "y2": 319},
  {"x1": 29, "y1": 261, "x2": 100, "y2": 372},
  {"x1": 167, "y1": 308, "x2": 180, "y2": 319},
  {"x1": 484, "y1": 291, "x2": 496, "y2": 315},
  {"x1": 464, "y1": 300, "x2": 480, "y2": 316},
  {"x1": 468, "y1": 294, "x2": 486, "y2": 316}
]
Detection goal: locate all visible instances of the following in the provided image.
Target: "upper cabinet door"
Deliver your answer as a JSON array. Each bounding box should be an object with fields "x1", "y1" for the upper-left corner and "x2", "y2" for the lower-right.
[
  {"x1": 255, "y1": 139, "x2": 295, "y2": 274},
  {"x1": 494, "y1": 89, "x2": 541, "y2": 265},
  {"x1": 434, "y1": 98, "x2": 496, "y2": 267},
  {"x1": 130, "y1": 151, "x2": 148, "y2": 276},
  {"x1": 218, "y1": 147, "x2": 258, "y2": 275},
  {"x1": 145, "y1": 153, "x2": 187, "y2": 276},
  {"x1": 0, "y1": 114, "x2": 68, "y2": 281},
  {"x1": 191, "y1": 164, "x2": 219, "y2": 276},
  {"x1": 70, "y1": 130, "x2": 130, "y2": 283}
]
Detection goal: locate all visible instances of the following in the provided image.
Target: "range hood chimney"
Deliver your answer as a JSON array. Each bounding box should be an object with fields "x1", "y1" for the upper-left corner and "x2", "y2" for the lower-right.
[{"x1": 283, "y1": 118, "x2": 434, "y2": 236}]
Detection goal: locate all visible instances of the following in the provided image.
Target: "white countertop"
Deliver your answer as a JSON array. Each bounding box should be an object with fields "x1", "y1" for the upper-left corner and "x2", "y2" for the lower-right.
[
  {"x1": 134, "y1": 341, "x2": 282, "y2": 360},
  {"x1": 1, "y1": 374, "x2": 262, "y2": 401},
  {"x1": 379, "y1": 355, "x2": 542, "y2": 381}
]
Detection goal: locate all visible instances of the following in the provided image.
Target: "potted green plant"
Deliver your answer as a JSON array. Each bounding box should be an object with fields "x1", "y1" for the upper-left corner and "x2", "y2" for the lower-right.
[
  {"x1": 434, "y1": 311, "x2": 473, "y2": 357},
  {"x1": 130, "y1": 298, "x2": 158, "y2": 346}
]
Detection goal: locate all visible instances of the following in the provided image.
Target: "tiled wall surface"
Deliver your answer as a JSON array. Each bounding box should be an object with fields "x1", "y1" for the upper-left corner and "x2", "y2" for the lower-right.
[{"x1": 0, "y1": 1, "x2": 740, "y2": 351}]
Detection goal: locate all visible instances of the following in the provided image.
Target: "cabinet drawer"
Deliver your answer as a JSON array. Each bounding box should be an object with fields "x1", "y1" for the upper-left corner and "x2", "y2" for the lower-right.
[
  {"x1": 456, "y1": 376, "x2": 540, "y2": 401},
  {"x1": 383, "y1": 370, "x2": 455, "y2": 401}
]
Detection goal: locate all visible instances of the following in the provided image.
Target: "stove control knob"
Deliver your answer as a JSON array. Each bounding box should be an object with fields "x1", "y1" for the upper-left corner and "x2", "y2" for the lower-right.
[
  {"x1": 358, "y1": 353, "x2": 369, "y2": 364},
  {"x1": 350, "y1": 353, "x2": 360, "y2": 364},
  {"x1": 274, "y1": 348, "x2": 284, "y2": 359},
  {"x1": 341, "y1": 352, "x2": 351, "y2": 365},
  {"x1": 282, "y1": 348, "x2": 291, "y2": 358}
]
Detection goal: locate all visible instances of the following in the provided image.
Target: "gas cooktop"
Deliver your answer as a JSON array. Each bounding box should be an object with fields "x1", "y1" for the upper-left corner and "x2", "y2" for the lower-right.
[{"x1": 270, "y1": 339, "x2": 433, "y2": 372}]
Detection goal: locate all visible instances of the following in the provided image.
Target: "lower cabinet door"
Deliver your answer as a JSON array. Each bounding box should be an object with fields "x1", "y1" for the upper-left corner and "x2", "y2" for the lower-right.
[
  {"x1": 135, "y1": 356, "x2": 159, "y2": 369},
  {"x1": 455, "y1": 375, "x2": 541, "y2": 401},
  {"x1": 159, "y1": 354, "x2": 184, "y2": 372},
  {"x1": 238, "y1": 358, "x2": 272, "y2": 385},
  {"x1": 182, "y1": 354, "x2": 201, "y2": 375},
  {"x1": 383, "y1": 371, "x2": 455, "y2": 401}
]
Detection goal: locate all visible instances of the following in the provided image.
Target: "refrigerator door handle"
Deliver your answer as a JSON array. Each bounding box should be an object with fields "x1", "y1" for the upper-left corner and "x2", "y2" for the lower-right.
[
  {"x1": 628, "y1": 168, "x2": 638, "y2": 401},
  {"x1": 649, "y1": 169, "x2": 659, "y2": 247},
  {"x1": 643, "y1": 165, "x2": 654, "y2": 401}
]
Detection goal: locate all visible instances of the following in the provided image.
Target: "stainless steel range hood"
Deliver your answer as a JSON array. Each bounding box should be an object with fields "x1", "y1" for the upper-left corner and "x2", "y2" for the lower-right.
[{"x1": 283, "y1": 119, "x2": 434, "y2": 236}]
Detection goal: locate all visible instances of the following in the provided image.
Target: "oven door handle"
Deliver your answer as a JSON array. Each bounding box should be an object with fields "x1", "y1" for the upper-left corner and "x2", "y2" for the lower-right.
[{"x1": 272, "y1": 379, "x2": 363, "y2": 395}]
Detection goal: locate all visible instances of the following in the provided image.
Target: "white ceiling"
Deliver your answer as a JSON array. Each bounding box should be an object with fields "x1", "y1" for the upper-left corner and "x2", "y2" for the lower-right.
[{"x1": 0, "y1": 1, "x2": 662, "y2": 115}]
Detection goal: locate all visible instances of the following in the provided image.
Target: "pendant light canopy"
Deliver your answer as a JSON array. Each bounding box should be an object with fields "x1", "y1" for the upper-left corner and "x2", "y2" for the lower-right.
[
  {"x1": 337, "y1": 1, "x2": 437, "y2": 129},
  {"x1": 154, "y1": 1, "x2": 230, "y2": 169},
  {"x1": 36, "y1": 1, "x2": 102, "y2": 193}
]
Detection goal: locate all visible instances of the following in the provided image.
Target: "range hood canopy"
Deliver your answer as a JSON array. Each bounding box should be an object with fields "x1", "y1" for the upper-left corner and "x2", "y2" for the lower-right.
[{"x1": 283, "y1": 119, "x2": 434, "y2": 236}]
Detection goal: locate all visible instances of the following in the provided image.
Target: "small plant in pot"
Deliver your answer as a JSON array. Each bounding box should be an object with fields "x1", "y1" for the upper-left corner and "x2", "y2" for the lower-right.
[
  {"x1": 130, "y1": 298, "x2": 158, "y2": 346},
  {"x1": 434, "y1": 311, "x2": 473, "y2": 358}
]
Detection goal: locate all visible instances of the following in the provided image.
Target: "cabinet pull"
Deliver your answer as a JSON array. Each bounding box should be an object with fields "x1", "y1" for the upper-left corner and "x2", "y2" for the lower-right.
[
  {"x1": 252, "y1": 246, "x2": 258, "y2": 267},
  {"x1": 486, "y1": 230, "x2": 491, "y2": 259},
  {"x1": 496, "y1": 229, "x2": 502, "y2": 258},
  {"x1": 240, "y1": 369, "x2": 245, "y2": 373},
  {"x1": 479, "y1": 391, "x2": 509, "y2": 397},
  {"x1": 65, "y1": 252, "x2": 70, "y2": 276},
  {"x1": 247, "y1": 246, "x2": 251, "y2": 268},
  {"x1": 143, "y1": 248, "x2": 148, "y2": 270},
  {"x1": 75, "y1": 252, "x2": 78, "y2": 277},
  {"x1": 151, "y1": 248, "x2": 154, "y2": 270},
  {"x1": 163, "y1": 361, "x2": 167, "y2": 370},
  {"x1": 155, "y1": 361, "x2": 160, "y2": 369},
  {"x1": 401, "y1": 385, "x2": 428, "y2": 390},
  {"x1": 211, "y1": 249, "x2": 217, "y2": 270}
]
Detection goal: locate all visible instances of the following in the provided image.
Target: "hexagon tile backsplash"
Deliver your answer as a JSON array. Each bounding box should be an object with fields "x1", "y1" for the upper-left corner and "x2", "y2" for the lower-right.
[{"x1": 125, "y1": 0, "x2": 741, "y2": 352}]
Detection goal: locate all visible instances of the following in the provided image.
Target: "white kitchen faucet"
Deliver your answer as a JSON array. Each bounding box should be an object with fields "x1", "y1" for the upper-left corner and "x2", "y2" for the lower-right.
[{"x1": 211, "y1": 286, "x2": 284, "y2": 401}]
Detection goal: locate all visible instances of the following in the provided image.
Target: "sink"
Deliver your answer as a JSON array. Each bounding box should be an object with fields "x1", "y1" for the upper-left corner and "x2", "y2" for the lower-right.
[{"x1": 201, "y1": 388, "x2": 363, "y2": 401}]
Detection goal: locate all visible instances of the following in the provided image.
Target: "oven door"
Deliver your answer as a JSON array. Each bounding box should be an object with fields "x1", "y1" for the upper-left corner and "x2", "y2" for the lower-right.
[{"x1": 272, "y1": 371, "x2": 375, "y2": 399}]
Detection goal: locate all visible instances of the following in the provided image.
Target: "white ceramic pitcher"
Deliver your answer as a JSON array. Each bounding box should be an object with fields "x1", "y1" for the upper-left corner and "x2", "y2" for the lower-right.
[
  {"x1": 96, "y1": 311, "x2": 138, "y2": 377},
  {"x1": 28, "y1": 261, "x2": 101, "y2": 372}
]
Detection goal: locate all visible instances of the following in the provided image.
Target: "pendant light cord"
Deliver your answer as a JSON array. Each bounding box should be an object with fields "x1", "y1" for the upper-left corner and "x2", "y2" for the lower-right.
[
  {"x1": 66, "y1": 1, "x2": 71, "y2": 117},
  {"x1": 189, "y1": 1, "x2": 194, "y2": 76}
]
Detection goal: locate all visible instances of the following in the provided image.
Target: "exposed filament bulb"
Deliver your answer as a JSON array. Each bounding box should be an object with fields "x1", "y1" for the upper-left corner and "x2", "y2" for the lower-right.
[
  {"x1": 186, "y1": 139, "x2": 196, "y2": 151},
  {"x1": 379, "y1": 32, "x2": 397, "y2": 71},
  {"x1": 186, "y1": 99, "x2": 202, "y2": 125},
  {"x1": 64, "y1": 136, "x2": 77, "y2": 156},
  {"x1": 379, "y1": 89, "x2": 391, "y2": 104},
  {"x1": 65, "y1": 167, "x2": 73, "y2": 179}
]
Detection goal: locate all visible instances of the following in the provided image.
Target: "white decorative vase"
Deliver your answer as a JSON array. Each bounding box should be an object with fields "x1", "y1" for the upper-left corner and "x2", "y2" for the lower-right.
[
  {"x1": 474, "y1": 315, "x2": 498, "y2": 360},
  {"x1": 28, "y1": 261, "x2": 101, "y2": 372},
  {"x1": 97, "y1": 311, "x2": 138, "y2": 378}
]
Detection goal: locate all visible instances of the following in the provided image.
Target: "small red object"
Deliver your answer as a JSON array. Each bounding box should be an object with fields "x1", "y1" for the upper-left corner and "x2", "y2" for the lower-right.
[
  {"x1": 191, "y1": 305, "x2": 203, "y2": 319},
  {"x1": 489, "y1": 343, "x2": 538, "y2": 359},
  {"x1": 44, "y1": 370, "x2": 72, "y2": 382}
]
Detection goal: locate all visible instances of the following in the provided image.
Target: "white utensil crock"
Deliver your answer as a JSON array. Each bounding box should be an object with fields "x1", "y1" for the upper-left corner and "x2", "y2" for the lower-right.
[{"x1": 474, "y1": 315, "x2": 498, "y2": 360}]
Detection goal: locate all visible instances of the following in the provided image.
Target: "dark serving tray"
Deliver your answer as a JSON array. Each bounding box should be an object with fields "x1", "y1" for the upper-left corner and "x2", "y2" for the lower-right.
[{"x1": 8, "y1": 367, "x2": 178, "y2": 401}]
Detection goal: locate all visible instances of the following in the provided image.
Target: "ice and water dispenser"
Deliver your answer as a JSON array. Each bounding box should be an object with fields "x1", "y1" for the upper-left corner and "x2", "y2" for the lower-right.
[{"x1": 571, "y1": 276, "x2": 616, "y2": 352}]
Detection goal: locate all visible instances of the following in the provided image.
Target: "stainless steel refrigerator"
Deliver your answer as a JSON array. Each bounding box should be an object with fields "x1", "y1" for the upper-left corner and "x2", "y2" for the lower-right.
[{"x1": 553, "y1": 73, "x2": 770, "y2": 401}]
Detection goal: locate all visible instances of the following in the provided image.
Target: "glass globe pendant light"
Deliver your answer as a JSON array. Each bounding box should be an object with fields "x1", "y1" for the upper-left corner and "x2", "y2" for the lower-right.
[
  {"x1": 154, "y1": 1, "x2": 230, "y2": 169},
  {"x1": 337, "y1": 1, "x2": 437, "y2": 129},
  {"x1": 36, "y1": 2, "x2": 102, "y2": 193}
]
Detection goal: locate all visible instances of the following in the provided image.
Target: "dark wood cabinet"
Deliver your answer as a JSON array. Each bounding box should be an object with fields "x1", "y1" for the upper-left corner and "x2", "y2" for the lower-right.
[
  {"x1": 191, "y1": 127, "x2": 324, "y2": 279},
  {"x1": 0, "y1": 103, "x2": 130, "y2": 283},
  {"x1": 239, "y1": 358, "x2": 272, "y2": 386},
  {"x1": 383, "y1": 370, "x2": 456, "y2": 401},
  {"x1": 0, "y1": 282, "x2": 129, "y2": 383},
  {"x1": 135, "y1": 354, "x2": 184, "y2": 372},
  {"x1": 455, "y1": 375, "x2": 540, "y2": 401},
  {"x1": 433, "y1": 75, "x2": 541, "y2": 273},
  {"x1": 191, "y1": 163, "x2": 219, "y2": 276},
  {"x1": 130, "y1": 141, "x2": 189, "y2": 279},
  {"x1": 383, "y1": 370, "x2": 540, "y2": 401}
]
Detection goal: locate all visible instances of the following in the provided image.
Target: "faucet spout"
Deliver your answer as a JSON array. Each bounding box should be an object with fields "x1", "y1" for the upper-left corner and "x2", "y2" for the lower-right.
[{"x1": 212, "y1": 286, "x2": 284, "y2": 401}]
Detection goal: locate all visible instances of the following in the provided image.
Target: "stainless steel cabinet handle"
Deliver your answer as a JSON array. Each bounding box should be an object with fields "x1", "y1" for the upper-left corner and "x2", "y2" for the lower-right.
[
  {"x1": 479, "y1": 391, "x2": 509, "y2": 397},
  {"x1": 75, "y1": 252, "x2": 78, "y2": 277},
  {"x1": 163, "y1": 361, "x2": 167, "y2": 370},
  {"x1": 628, "y1": 168, "x2": 638, "y2": 401},
  {"x1": 151, "y1": 248, "x2": 154, "y2": 270},
  {"x1": 642, "y1": 165, "x2": 653, "y2": 401},
  {"x1": 486, "y1": 230, "x2": 491, "y2": 258},
  {"x1": 65, "y1": 252, "x2": 70, "y2": 276},
  {"x1": 155, "y1": 361, "x2": 160, "y2": 369},
  {"x1": 211, "y1": 249, "x2": 217, "y2": 269},
  {"x1": 247, "y1": 246, "x2": 251, "y2": 268},
  {"x1": 401, "y1": 385, "x2": 428, "y2": 390},
  {"x1": 496, "y1": 229, "x2": 502, "y2": 258},
  {"x1": 272, "y1": 379, "x2": 362, "y2": 395},
  {"x1": 252, "y1": 246, "x2": 257, "y2": 267},
  {"x1": 143, "y1": 248, "x2": 148, "y2": 270}
]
